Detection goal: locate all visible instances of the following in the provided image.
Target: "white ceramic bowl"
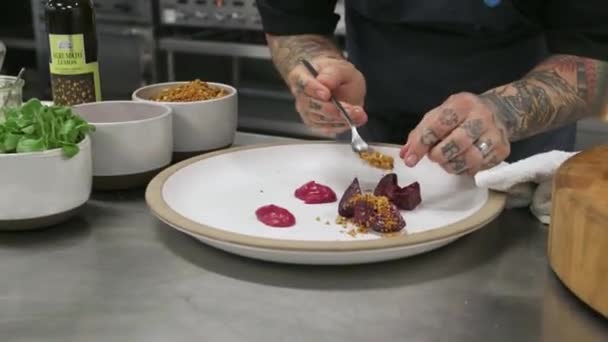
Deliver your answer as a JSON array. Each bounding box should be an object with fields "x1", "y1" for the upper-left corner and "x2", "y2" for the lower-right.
[
  {"x1": 73, "y1": 101, "x2": 173, "y2": 191},
  {"x1": 132, "y1": 81, "x2": 238, "y2": 160},
  {"x1": 0, "y1": 136, "x2": 93, "y2": 230}
]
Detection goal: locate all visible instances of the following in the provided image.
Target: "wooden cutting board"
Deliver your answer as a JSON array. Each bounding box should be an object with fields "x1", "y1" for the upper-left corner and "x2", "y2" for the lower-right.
[{"x1": 549, "y1": 144, "x2": 608, "y2": 318}]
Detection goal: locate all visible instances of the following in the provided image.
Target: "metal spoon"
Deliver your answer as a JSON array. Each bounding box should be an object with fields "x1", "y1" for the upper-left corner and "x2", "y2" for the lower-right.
[
  {"x1": 300, "y1": 59, "x2": 370, "y2": 153},
  {"x1": 1, "y1": 67, "x2": 25, "y2": 109}
]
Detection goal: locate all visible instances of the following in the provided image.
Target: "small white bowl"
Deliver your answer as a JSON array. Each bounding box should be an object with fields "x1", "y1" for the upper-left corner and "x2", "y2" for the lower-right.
[
  {"x1": 0, "y1": 136, "x2": 92, "y2": 230},
  {"x1": 132, "y1": 81, "x2": 238, "y2": 161},
  {"x1": 73, "y1": 101, "x2": 173, "y2": 191}
]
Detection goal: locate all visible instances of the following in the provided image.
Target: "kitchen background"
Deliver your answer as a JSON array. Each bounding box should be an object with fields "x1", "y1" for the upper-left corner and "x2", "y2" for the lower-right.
[{"x1": 1, "y1": 0, "x2": 606, "y2": 147}]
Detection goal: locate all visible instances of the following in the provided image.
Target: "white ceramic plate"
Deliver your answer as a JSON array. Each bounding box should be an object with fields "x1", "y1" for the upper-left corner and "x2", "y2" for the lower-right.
[{"x1": 146, "y1": 143, "x2": 505, "y2": 265}]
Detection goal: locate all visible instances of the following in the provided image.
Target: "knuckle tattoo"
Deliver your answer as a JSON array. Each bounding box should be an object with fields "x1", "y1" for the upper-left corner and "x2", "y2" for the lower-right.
[
  {"x1": 461, "y1": 118, "x2": 484, "y2": 140},
  {"x1": 439, "y1": 108, "x2": 459, "y2": 127}
]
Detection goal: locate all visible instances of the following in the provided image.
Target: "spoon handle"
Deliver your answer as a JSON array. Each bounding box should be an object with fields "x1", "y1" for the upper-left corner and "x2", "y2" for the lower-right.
[
  {"x1": 15, "y1": 67, "x2": 26, "y2": 80},
  {"x1": 300, "y1": 59, "x2": 355, "y2": 128},
  {"x1": 1, "y1": 67, "x2": 26, "y2": 109}
]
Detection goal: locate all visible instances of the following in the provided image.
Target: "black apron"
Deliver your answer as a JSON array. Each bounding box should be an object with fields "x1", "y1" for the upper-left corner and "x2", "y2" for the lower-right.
[{"x1": 339, "y1": 0, "x2": 577, "y2": 161}]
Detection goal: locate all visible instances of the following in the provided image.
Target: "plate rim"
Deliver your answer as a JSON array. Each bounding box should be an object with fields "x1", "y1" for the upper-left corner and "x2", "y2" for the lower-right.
[{"x1": 145, "y1": 142, "x2": 506, "y2": 252}]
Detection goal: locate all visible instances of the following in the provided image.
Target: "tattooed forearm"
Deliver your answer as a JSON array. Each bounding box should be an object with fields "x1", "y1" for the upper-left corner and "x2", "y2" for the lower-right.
[
  {"x1": 481, "y1": 55, "x2": 608, "y2": 141},
  {"x1": 266, "y1": 34, "x2": 344, "y2": 80}
]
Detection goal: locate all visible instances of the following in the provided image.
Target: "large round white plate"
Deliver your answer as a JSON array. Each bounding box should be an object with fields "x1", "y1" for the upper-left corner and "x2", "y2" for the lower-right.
[{"x1": 146, "y1": 143, "x2": 505, "y2": 265}]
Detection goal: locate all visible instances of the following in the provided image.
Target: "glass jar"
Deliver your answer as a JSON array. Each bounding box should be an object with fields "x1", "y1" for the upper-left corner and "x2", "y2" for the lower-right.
[
  {"x1": 0, "y1": 41, "x2": 6, "y2": 71},
  {"x1": 0, "y1": 75, "x2": 24, "y2": 115}
]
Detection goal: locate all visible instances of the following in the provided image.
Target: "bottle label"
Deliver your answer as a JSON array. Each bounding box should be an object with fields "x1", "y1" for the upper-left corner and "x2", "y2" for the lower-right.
[{"x1": 49, "y1": 33, "x2": 101, "y2": 105}]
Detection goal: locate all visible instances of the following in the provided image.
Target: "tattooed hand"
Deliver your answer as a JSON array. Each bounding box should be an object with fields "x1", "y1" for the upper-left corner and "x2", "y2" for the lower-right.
[
  {"x1": 266, "y1": 34, "x2": 367, "y2": 136},
  {"x1": 400, "y1": 54, "x2": 608, "y2": 175},
  {"x1": 288, "y1": 57, "x2": 367, "y2": 136},
  {"x1": 400, "y1": 92, "x2": 510, "y2": 175}
]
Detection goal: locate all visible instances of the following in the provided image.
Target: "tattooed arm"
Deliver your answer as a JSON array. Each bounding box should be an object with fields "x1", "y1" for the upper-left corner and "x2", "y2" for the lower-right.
[
  {"x1": 402, "y1": 55, "x2": 608, "y2": 175},
  {"x1": 481, "y1": 55, "x2": 608, "y2": 141},
  {"x1": 265, "y1": 34, "x2": 368, "y2": 135},
  {"x1": 255, "y1": 0, "x2": 366, "y2": 135},
  {"x1": 266, "y1": 34, "x2": 343, "y2": 82}
]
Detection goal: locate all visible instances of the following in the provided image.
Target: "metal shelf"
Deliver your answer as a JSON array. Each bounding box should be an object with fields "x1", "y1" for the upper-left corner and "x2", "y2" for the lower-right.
[
  {"x1": 158, "y1": 38, "x2": 271, "y2": 59},
  {"x1": 0, "y1": 37, "x2": 37, "y2": 50}
]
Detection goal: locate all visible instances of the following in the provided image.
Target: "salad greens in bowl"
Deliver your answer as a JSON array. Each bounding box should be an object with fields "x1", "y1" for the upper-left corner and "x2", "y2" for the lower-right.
[
  {"x1": 0, "y1": 98, "x2": 95, "y2": 157},
  {"x1": 0, "y1": 99, "x2": 94, "y2": 231}
]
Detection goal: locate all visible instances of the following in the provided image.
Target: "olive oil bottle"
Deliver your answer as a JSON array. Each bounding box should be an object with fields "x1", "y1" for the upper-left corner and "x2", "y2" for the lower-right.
[{"x1": 45, "y1": 0, "x2": 102, "y2": 106}]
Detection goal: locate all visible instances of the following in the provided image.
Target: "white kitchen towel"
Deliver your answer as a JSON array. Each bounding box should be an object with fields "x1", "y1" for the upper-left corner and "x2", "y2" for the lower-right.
[{"x1": 474, "y1": 150, "x2": 578, "y2": 224}]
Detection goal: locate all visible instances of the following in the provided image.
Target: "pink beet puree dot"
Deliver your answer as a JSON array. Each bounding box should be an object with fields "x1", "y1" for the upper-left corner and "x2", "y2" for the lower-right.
[
  {"x1": 294, "y1": 181, "x2": 337, "y2": 204},
  {"x1": 255, "y1": 205, "x2": 296, "y2": 228}
]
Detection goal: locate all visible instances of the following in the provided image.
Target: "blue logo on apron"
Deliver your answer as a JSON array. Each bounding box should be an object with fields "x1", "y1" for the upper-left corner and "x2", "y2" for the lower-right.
[{"x1": 484, "y1": 0, "x2": 502, "y2": 7}]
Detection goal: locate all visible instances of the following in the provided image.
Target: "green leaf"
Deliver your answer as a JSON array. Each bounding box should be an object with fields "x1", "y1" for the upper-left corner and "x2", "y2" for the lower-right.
[
  {"x1": 3, "y1": 106, "x2": 18, "y2": 121},
  {"x1": 60, "y1": 119, "x2": 76, "y2": 136},
  {"x1": 61, "y1": 143, "x2": 79, "y2": 158},
  {"x1": 20, "y1": 98, "x2": 43, "y2": 118},
  {"x1": 21, "y1": 125, "x2": 36, "y2": 135},
  {"x1": 16, "y1": 116, "x2": 33, "y2": 128},
  {"x1": 16, "y1": 137, "x2": 45, "y2": 153},
  {"x1": 0, "y1": 99, "x2": 92, "y2": 157},
  {"x1": 4, "y1": 133, "x2": 20, "y2": 151},
  {"x1": 76, "y1": 122, "x2": 95, "y2": 132},
  {"x1": 54, "y1": 107, "x2": 71, "y2": 117}
]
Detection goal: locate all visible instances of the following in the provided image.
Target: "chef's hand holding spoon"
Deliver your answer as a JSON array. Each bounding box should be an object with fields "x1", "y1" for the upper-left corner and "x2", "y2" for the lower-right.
[
  {"x1": 401, "y1": 92, "x2": 512, "y2": 175},
  {"x1": 285, "y1": 56, "x2": 368, "y2": 136}
]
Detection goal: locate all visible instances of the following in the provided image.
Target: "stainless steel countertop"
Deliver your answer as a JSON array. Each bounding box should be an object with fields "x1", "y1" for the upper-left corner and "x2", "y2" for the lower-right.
[{"x1": 1, "y1": 132, "x2": 607, "y2": 342}]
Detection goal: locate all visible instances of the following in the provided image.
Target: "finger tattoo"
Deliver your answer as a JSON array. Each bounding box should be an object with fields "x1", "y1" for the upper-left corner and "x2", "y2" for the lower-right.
[
  {"x1": 441, "y1": 140, "x2": 460, "y2": 160},
  {"x1": 309, "y1": 99, "x2": 323, "y2": 111},
  {"x1": 295, "y1": 77, "x2": 307, "y2": 95},
  {"x1": 420, "y1": 128, "x2": 439, "y2": 146},
  {"x1": 449, "y1": 155, "x2": 468, "y2": 174},
  {"x1": 461, "y1": 119, "x2": 484, "y2": 140},
  {"x1": 308, "y1": 112, "x2": 333, "y2": 123}
]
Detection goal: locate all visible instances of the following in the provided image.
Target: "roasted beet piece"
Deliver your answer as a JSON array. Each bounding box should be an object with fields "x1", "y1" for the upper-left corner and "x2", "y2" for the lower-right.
[
  {"x1": 392, "y1": 181, "x2": 422, "y2": 211},
  {"x1": 338, "y1": 178, "x2": 362, "y2": 218},
  {"x1": 374, "y1": 173, "x2": 399, "y2": 198},
  {"x1": 369, "y1": 202, "x2": 406, "y2": 233},
  {"x1": 350, "y1": 194, "x2": 406, "y2": 233},
  {"x1": 373, "y1": 173, "x2": 422, "y2": 211},
  {"x1": 351, "y1": 197, "x2": 376, "y2": 227}
]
